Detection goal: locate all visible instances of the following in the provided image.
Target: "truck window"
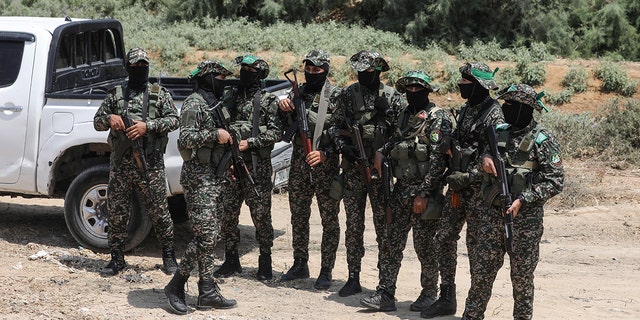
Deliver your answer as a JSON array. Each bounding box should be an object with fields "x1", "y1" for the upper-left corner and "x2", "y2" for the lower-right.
[
  {"x1": 89, "y1": 30, "x2": 100, "y2": 63},
  {"x1": 55, "y1": 34, "x2": 72, "y2": 69},
  {"x1": 74, "y1": 33, "x2": 86, "y2": 66},
  {"x1": 105, "y1": 29, "x2": 117, "y2": 61},
  {"x1": 0, "y1": 40, "x2": 24, "y2": 87}
]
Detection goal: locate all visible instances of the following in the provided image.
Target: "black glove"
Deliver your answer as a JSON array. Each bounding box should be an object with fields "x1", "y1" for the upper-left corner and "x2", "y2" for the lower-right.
[
  {"x1": 446, "y1": 171, "x2": 471, "y2": 192},
  {"x1": 341, "y1": 145, "x2": 360, "y2": 163},
  {"x1": 374, "y1": 96, "x2": 393, "y2": 117}
]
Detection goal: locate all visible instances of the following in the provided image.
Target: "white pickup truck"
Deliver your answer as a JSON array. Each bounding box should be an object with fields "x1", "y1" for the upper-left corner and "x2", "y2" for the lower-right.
[{"x1": 0, "y1": 16, "x2": 291, "y2": 252}]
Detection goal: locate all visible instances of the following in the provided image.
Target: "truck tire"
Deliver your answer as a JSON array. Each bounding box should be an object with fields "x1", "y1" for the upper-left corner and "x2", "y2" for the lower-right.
[{"x1": 64, "y1": 164, "x2": 152, "y2": 253}]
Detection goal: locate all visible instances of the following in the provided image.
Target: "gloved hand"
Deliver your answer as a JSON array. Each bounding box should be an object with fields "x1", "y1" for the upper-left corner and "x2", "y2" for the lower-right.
[
  {"x1": 374, "y1": 96, "x2": 393, "y2": 116},
  {"x1": 446, "y1": 171, "x2": 471, "y2": 192},
  {"x1": 341, "y1": 145, "x2": 360, "y2": 163}
]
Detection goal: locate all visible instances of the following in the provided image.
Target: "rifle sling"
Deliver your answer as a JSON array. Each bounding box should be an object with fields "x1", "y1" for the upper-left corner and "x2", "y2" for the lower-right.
[{"x1": 251, "y1": 91, "x2": 261, "y2": 173}]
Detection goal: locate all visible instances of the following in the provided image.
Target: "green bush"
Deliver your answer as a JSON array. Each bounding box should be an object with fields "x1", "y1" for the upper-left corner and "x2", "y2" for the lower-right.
[
  {"x1": 593, "y1": 61, "x2": 638, "y2": 96},
  {"x1": 562, "y1": 66, "x2": 588, "y2": 93},
  {"x1": 595, "y1": 98, "x2": 640, "y2": 163},
  {"x1": 495, "y1": 67, "x2": 519, "y2": 90},
  {"x1": 516, "y1": 61, "x2": 546, "y2": 86},
  {"x1": 544, "y1": 89, "x2": 574, "y2": 105}
]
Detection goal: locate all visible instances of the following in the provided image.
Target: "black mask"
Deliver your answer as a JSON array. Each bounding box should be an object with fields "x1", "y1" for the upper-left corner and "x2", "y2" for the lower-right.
[
  {"x1": 240, "y1": 69, "x2": 260, "y2": 87},
  {"x1": 127, "y1": 65, "x2": 149, "y2": 90},
  {"x1": 406, "y1": 90, "x2": 429, "y2": 108},
  {"x1": 458, "y1": 82, "x2": 475, "y2": 99},
  {"x1": 502, "y1": 101, "x2": 534, "y2": 128},
  {"x1": 358, "y1": 70, "x2": 380, "y2": 91},
  {"x1": 197, "y1": 74, "x2": 227, "y2": 99},
  {"x1": 305, "y1": 72, "x2": 327, "y2": 93}
]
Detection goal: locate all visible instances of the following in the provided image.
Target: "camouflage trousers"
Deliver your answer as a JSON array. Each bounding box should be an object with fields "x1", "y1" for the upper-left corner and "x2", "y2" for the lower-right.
[
  {"x1": 107, "y1": 154, "x2": 174, "y2": 251},
  {"x1": 435, "y1": 187, "x2": 484, "y2": 286},
  {"x1": 220, "y1": 157, "x2": 274, "y2": 253},
  {"x1": 378, "y1": 180, "x2": 439, "y2": 297},
  {"x1": 341, "y1": 162, "x2": 386, "y2": 273},
  {"x1": 288, "y1": 147, "x2": 340, "y2": 268},
  {"x1": 177, "y1": 161, "x2": 224, "y2": 281},
  {"x1": 463, "y1": 205, "x2": 544, "y2": 320}
]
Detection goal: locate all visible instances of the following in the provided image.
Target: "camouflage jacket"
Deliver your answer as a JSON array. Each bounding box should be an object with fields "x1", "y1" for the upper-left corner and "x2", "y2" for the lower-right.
[
  {"x1": 222, "y1": 85, "x2": 282, "y2": 160},
  {"x1": 455, "y1": 96, "x2": 504, "y2": 182},
  {"x1": 487, "y1": 120, "x2": 564, "y2": 207},
  {"x1": 93, "y1": 82, "x2": 179, "y2": 167},
  {"x1": 329, "y1": 82, "x2": 405, "y2": 161},
  {"x1": 381, "y1": 103, "x2": 454, "y2": 192},
  {"x1": 278, "y1": 81, "x2": 342, "y2": 154}
]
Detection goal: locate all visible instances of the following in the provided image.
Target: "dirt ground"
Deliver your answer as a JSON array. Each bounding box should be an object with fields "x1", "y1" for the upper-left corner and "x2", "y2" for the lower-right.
[
  {"x1": 1, "y1": 158, "x2": 639, "y2": 320},
  {"x1": 1, "y1": 60, "x2": 640, "y2": 319}
]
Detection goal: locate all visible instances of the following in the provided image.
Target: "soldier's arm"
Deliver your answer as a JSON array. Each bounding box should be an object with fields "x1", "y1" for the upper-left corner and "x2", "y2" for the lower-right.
[
  {"x1": 93, "y1": 93, "x2": 118, "y2": 131},
  {"x1": 177, "y1": 99, "x2": 217, "y2": 150},
  {"x1": 521, "y1": 131, "x2": 564, "y2": 205},
  {"x1": 247, "y1": 93, "x2": 282, "y2": 149},
  {"x1": 146, "y1": 88, "x2": 179, "y2": 133}
]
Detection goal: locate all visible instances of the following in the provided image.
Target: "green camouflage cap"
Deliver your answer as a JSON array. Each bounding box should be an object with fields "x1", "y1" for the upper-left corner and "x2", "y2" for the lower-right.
[
  {"x1": 188, "y1": 60, "x2": 233, "y2": 79},
  {"x1": 459, "y1": 62, "x2": 499, "y2": 90},
  {"x1": 395, "y1": 70, "x2": 438, "y2": 93},
  {"x1": 234, "y1": 54, "x2": 269, "y2": 72},
  {"x1": 497, "y1": 83, "x2": 549, "y2": 112},
  {"x1": 303, "y1": 49, "x2": 330, "y2": 66},
  {"x1": 349, "y1": 50, "x2": 390, "y2": 72},
  {"x1": 126, "y1": 47, "x2": 150, "y2": 65}
]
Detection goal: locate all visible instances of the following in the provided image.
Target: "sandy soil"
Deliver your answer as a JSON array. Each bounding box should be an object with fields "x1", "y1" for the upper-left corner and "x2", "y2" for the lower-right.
[{"x1": 0, "y1": 158, "x2": 639, "y2": 320}]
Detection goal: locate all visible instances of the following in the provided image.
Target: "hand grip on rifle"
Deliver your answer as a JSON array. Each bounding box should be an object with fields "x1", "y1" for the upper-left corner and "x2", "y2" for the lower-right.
[
  {"x1": 284, "y1": 68, "x2": 313, "y2": 182},
  {"x1": 486, "y1": 125, "x2": 514, "y2": 254},
  {"x1": 121, "y1": 111, "x2": 150, "y2": 186}
]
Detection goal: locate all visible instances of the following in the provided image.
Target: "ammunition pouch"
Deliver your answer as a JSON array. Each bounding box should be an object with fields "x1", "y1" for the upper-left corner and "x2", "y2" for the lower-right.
[
  {"x1": 459, "y1": 146, "x2": 477, "y2": 172},
  {"x1": 482, "y1": 167, "x2": 532, "y2": 208},
  {"x1": 329, "y1": 173, "x2": 344, "y2": 200},
  {"x1": 421, "y1": 191, "x2": 445, "y2": 220},
  {"x1": 389, "y1": 141, "x2": 430, "y2": 181}
]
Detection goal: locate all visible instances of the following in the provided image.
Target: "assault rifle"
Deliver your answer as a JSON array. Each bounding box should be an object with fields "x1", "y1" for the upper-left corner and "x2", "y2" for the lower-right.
[
  {"x1": 352, "y1": 124, "x2": 373, "y2": 185},
  {"x1": 381, "y1": 155, "x2": 393, "y2": 224},
  {"x1": 210, "y1": 101, "x2": 259, "y2": 197},
  {"x1": 282, "y1": 68, "x2": 313, "y2": 182},
  {"x1": 486, "y1": 125, "x2": 514, "y2": 254},
  {"x1": 447, "y1": 139, "x2": 462, "y2": 208},
  {"x1": 120, "y1": 109, "x2": 150, "y2": 189}
]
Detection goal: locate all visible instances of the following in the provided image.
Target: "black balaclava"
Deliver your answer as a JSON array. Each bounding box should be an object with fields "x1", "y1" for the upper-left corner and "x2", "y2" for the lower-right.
[
  {"x1": 304, "y1": 63, "x2": 329, "y2": 93},
  {"x1": 358, "y1": 70, "x2": 381, "y2": 91},
  {"x1": 127, "y1": 65, "x2": 149, "y2": 90},
  {"x1": 406, "y1": 87, "x2": 430, "y2": 109},
  {"x1": 502, "y1": 101, "x2": 534, "y2": 129},
  {"x1": 459, "y1": 77, "x2": 490, "y2": 106},
  {"x1": 196, "y1": 73, "x2": 226, "y2": 101},
  {"x1": 240, "y1": 68, "x2": 261, "y2": 87}
]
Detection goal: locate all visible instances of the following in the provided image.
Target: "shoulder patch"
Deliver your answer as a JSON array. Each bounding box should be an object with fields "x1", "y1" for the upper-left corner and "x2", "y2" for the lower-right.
[
  {"x1": 430, "y1": 129, "x2": 442, "y2": 143},
  {"x1": 496, "y1": 123, "x2": 511, "y2": 131},
  {"x1": 551, "y1": 152, "x2": 562, "y2": 167},
  {"x1": 535, "y1": 131, "x2": 548, "y2": 144}
]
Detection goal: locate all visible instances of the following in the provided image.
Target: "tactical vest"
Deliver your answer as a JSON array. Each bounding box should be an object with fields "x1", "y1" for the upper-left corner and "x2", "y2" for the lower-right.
[
  {"x1": 483, "y1": 125, "x2": 547, "y2": 207},
  {"x1": 221, "y1": 86, "x2": 271, "y2": 159},
  {"x1": 389, "y1": 105, "x2": 443, "y2": 181},
  {"x1": 111, "y1": 83, "x2": 169, "y2": 157},
  {"x1": 455, "y1": 100, "x2": 497, "y2": 172},
  {"x1": 350, "y1": 83, "x2": 395, "y2": 158},
  {"x1": 178, "y1": 93, "x2": 229, "y2": 167}
]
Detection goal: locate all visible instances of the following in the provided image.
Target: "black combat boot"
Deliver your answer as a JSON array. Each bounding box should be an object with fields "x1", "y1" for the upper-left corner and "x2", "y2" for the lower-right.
[
  {"x1": 314, "y1": 267, "x2": 333, "y2": 290},
  {"x1": 280, "y1": 258, "x2": 309, "y2": 281},
  {"x1": 196, "y1": 279, "x2": 237, "y2": 310},
  {"x1": 162, "y1": 246, "x2": 179, "y2": 275},
  {"x1": 338, "y1": 271, "x2": 362, "y2": 297},
  {"x1": 256, "y1": 251, "x2": 273, "y2": 281},
  {"x1": 213, "y1": 250, "x2": 242, "y2": 278},
  {"x1": 100, "y1": 249, "x2": 126, "y2": 276},
  {"x1": 164, "y1": 271, "x2": 189, "y2": 315},
  {"x1": 420, "y1": 284, "x2": 457, "y2": 318},
  {"x1": 360, "y1": 287, "x2": 397, "y2": 312},
  {"x1": 410, "y1": 288, "x2": 437, "y2": 311}
]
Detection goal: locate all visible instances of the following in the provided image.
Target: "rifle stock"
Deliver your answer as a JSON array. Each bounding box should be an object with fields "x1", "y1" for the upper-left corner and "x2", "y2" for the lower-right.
[{"x1": 486, "y1": 125, "x2": 514, "y2": 254}]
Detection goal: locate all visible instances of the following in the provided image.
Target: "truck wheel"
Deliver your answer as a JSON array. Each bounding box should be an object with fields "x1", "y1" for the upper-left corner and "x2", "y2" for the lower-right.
[{"x1": 64, "y1": 164, "x2": 152, "y2": 253}]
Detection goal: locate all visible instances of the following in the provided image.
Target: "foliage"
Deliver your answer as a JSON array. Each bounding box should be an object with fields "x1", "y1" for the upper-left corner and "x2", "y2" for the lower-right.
[
  {"x1": 562, "y1": 66, "x2": 588, "y2": 93},
  {"x1": 544, "y1": 89, "x2": 574, "y2": 106},
  {"x1": 593, "y1": 61, "x2": 638, "y2": 96},
  {"x1": 516, "y1": 60, "x2": 546, "y2": 87}
]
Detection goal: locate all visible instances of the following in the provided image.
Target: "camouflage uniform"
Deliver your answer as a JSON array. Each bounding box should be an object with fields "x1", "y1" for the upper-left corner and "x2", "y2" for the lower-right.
[
  {"x1": 462, "y1": 84, "x2": 564, "y2": 320},
  {"x1": 93, "y1": 48, "x2": 178, "y2": 266},
  {"x1": 217, "y1": 55, "x2": 282, "y2": 280},
  {"x1": 175, "y1": 61, "x2": 233, "y2": 281},
  {"x1": 328, "y1": 50, "x2": 404, "y2": 295},
  {"x1": 363, "y1": 71, "x2": 453, "y2": 311},
  {"x1": 422, "y1": 62, "x2": 504, "y2": 318},
  {"x1": 278, "y1": 50, "x2": 342, "y2": 277}
]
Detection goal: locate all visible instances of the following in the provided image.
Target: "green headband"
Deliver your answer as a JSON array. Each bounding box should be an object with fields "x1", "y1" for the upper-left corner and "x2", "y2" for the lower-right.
[
  {"x1": 241, "y1": 55, "x2": 259, "y2": 65},
  {"x1": 471, "y1": 67, "x2": 499, "y2": 80},
  {"x1": 188, "y1": 67, "x2": 200, "y2": 78},
  {"x1": 536, "y1": 91, "x2": 549, "y2": 112},
  {"x1": 405, "y1": 71, "x2": 431, "y2": 84}
]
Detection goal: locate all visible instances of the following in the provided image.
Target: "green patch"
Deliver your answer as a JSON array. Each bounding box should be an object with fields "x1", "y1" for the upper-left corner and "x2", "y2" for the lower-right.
[{"x1": 430, "y1": 130, "x2": 442, "y2": 143}]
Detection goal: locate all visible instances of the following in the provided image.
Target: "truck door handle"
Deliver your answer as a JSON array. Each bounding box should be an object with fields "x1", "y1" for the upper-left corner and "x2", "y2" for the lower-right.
[{"x1": 0, "y1": 106, "x2": 23, "y2": 112}]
